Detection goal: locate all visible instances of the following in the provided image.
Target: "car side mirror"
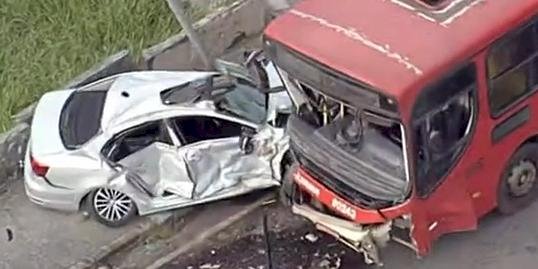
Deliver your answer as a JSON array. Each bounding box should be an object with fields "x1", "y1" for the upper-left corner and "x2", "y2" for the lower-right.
[
  {"x1": 244, "y1": 50, "x2": 270, "y2": 91},
  {"x1": 240, "y1": 127, "x2": 256, "y2": 154},
  {"x1": 428, "y1": 130, "x2": 444, "y2": 154}
]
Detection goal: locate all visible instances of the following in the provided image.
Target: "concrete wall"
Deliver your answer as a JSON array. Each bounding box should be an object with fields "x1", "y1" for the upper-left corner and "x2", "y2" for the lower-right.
[
  {"x1": 192, "y1": 0, "x2": 230, "y2": 10},
  {"x1": 143, "y1": 0, "x2": 268, "y2": 71},
  {"x1": 0, "y1": 0, "x2": 295, "y2": 194},
  {"x1": 142, "y1": 0, "x2": 301, "y2": 70},
  {"x1": 0, "y1": 124, "x2": 29, "y2": 194}
]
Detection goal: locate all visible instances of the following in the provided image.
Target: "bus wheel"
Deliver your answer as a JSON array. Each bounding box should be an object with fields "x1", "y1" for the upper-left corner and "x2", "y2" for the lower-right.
[
  {"x1": 498, "y1": 143, "x2": 538, "y2": 215},
  {"x1": 280, "y1": 163, "x2": 299, "y2": 207}
]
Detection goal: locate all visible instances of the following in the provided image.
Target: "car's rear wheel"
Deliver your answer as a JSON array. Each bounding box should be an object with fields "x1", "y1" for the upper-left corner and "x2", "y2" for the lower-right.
[
  {"x1": 498, "y1": 143, "x2": 538, "y2": 215},
  {"x1": 90, "y1": 188, "x2": 137, "y2": 227}
]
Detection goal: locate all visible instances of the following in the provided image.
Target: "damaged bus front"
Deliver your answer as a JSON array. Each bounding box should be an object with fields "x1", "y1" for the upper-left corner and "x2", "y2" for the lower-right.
[
  {"x1": 265, "y1": 40, "x2": 415, "y2": 265},
  {"x1": 264, "y1": 0, "x2": 538, "y2": 266}
]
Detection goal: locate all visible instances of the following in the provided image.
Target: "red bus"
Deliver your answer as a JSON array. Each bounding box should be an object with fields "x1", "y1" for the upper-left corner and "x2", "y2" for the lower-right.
[{"x1": 264, "y1": 0, "x2": 538, "y2": 265}]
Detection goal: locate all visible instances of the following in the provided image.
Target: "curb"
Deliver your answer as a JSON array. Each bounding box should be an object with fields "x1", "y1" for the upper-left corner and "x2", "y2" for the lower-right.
[
  {"x1": 146, "y1": 193, "x2": 274, "y2": 269},
  {"x1": 68, "y1": 209, "x2": 191, "y2": 269},
  {"x1": 66, "y1": 50, "x2": 137, "y2": 89}
]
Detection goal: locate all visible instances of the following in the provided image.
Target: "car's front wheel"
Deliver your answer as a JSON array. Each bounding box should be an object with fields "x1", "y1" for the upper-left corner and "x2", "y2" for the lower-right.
[{"x1": 89, "y1": 188, "x2": 137, "y2": 227}]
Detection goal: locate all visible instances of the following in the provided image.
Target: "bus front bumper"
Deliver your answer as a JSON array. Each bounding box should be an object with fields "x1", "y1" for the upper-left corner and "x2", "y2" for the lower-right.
[{"x1": 292, "y1": 203, "x2": 391, "y2": 266}]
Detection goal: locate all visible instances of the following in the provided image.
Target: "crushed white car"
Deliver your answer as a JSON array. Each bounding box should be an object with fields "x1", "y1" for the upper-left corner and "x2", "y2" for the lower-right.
[{"x1": 24, "y1": 53, "x2": 292, "y2": 226}]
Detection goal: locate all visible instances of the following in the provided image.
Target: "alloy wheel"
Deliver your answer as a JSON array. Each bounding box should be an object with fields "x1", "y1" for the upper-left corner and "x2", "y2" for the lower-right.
[{"x1": 93, "y1": 188, "x2": 133, "y2": 222}]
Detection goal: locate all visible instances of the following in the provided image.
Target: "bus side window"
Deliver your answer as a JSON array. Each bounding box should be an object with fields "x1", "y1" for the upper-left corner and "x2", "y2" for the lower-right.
[
  {"x1": 487, "y1": 17, "x2": 538, "y2": 116},
  {"x1": 413, "y1": 64, "x2": 477, "y2": 196}
]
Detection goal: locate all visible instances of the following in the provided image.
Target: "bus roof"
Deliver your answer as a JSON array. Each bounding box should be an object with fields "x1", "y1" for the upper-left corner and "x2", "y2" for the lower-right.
[{"x1": 265, "y1": 0, "x2": 537, "y2": 99}]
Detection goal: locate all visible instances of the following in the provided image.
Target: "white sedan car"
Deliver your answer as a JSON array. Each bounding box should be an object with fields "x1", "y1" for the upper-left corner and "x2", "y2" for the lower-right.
[{"x1": 24, "y1": 55, "x2": 292, "y2": 226}]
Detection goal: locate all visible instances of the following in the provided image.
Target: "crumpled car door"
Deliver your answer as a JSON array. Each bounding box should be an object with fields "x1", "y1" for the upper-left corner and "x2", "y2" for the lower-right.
[
  {"x1": 179, "y1": 137, "x2": 276, "y2": 199},
  {"x1": 118, "y1": 142, "x2": 194, "y2": 198}
]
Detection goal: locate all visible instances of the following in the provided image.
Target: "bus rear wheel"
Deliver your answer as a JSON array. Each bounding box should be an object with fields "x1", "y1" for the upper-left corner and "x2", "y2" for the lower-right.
[{"x1": 498, "y1": 143, "x2": 538, "y2": 215}]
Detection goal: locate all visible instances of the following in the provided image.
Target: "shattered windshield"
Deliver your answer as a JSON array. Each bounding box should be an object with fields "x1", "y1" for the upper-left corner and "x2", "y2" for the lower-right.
[
  {"x1": 215, "y1": 81, "x2": 267, "y2": 125},
  {"x1": 277, "y1": 63, "x2": 409, "y2": 206},
  {"x1": 288, "y1": 101, "x2": 407, "y2": 206}
]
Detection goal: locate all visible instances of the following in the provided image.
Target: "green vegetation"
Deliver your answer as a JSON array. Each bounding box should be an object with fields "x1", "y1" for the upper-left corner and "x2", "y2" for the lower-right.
[{"x1": 0, "y1": 0, "x2": 183, "y2": 132}]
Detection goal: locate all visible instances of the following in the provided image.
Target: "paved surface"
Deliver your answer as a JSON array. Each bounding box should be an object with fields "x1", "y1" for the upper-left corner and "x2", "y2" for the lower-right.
[
  {"x1": 105, "y1": 191, "x2": 273, "y2": 269},
  {"x1": 0, "y1": 180, "x2": 167, "y2": 269},
  {"x1": 165, "y1": 202, "x2": 538, "y2": 269}
]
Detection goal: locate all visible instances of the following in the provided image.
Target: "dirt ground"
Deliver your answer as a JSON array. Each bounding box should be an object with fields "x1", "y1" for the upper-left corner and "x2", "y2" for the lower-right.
[{"x1": 163, "y1": 201, "x2": 538, "y2": 269}]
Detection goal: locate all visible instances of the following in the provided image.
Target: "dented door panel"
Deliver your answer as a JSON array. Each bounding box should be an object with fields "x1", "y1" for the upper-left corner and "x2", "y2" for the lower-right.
[
  {"x1": 181, "y1": 137, "x2": 275, "y2": 199},
  {"x1": 410, "y1": 182, "x2": 478, "y2": 256},
  {"x1": 112, "y1": 128, "x2": 285, "y2": 215},
  {"x1": 118, "y1": 142, "x2": 194, "y2": 198}
]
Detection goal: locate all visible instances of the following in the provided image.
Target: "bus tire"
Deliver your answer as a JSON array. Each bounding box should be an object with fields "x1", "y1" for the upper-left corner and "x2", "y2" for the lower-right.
[
  {"x1": 498, "y1": 143, "x2": 538, "y2": 215},
  {"x1": 280, "y1": 163, "x2": 299, "y2": 207}
]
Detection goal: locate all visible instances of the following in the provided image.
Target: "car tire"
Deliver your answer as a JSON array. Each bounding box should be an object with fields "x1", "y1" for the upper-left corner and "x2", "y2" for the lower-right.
[
  {"x1": 498, "y1": 143, "x2": 538, "y2": 215},
  {"x1": 89, "y1": 188, "x2": 137, "y2": 227},
  {"x1": 280, "y1": 162, "x2": 299, "y2": 207}
]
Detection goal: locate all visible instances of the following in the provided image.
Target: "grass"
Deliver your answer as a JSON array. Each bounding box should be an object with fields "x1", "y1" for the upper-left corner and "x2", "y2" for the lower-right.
[{"x1": 0, "y1": 0, "x2": 222, "y2": 132}]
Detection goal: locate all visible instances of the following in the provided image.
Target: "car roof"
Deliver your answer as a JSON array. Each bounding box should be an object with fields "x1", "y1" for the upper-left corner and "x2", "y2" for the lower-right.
[
  {"x1": 97, "y1": 71, "x2": 215, "y2": 130},
  {"x1": 265, "y1": 0, "x2": 538, "y2": 99}
]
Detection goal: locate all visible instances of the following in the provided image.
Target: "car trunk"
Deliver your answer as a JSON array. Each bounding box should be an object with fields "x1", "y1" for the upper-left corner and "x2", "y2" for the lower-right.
[
  {"x1": 31, "y1": 87, "x2": 108, "y2": 157},
  {"x1": 30, "y1": 89, "x2": 75, "y2": 157}
]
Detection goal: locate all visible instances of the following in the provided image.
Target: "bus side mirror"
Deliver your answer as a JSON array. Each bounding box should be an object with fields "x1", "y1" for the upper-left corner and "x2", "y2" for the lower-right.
[{"x1": 428, "y1": 130, "x2": 444, "y2": 154}]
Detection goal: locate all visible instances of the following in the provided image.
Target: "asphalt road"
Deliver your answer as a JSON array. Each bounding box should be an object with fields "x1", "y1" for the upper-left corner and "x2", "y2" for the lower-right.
[
  {"x1": 163, "y1": 201, "x2": 538, "y2": 269},
  {"x1": 0, "y1": 180, "x2": 155, "y2": 269}
]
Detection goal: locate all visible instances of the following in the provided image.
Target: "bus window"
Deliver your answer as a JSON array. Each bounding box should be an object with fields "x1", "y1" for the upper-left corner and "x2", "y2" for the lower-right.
[
  {"x1": 487, "y1": 18, "x2": 538, "y2": 115},
  {"x1": 414, "y1": 64, "x2": 477, "y2": 196}
]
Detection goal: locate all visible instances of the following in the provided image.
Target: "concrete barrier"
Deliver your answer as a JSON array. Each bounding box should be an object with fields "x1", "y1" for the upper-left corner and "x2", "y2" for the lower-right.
[
  {"x1": 0, "y1": 123, "x2": 29, "y2": 194},
  {"x1": 66, "y1": 50, "x2": 137, "y2": 89},
  {"x1": 143, "y1": 0, "x2": 267, "y2": 70},
  {"x1": 192, "y1": 0, "x2": 230, "y2": 10}
]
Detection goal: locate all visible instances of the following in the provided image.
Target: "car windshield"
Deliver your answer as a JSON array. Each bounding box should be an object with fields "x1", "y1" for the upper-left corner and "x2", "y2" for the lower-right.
[{"x1": 215, "y1": 80, "x2": 267, "y2": 125}]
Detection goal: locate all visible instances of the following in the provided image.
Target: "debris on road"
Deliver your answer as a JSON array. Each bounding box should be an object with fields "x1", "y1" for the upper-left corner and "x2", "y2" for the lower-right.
[
  {"x1": 318, "y1": 253, "x2": 342, "y2": 269},
  {"x1": 262, "y1": 199, "x2": 277, "y2": 206},
  {"x1": 162, "y1": 203, "x2": 359, "y2": 269},
  {"x1": 199, "y1": 263, "x2": 222, "y2": 269},
  {"x1": 5, "y1": 228, "x2": 13, "y2": 242},
  {"x1": 304, "y1": 233, "x2": 319, "y2": 243}
]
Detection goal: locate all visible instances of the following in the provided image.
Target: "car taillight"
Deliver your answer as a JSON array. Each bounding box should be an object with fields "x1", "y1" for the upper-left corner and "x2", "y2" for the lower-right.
[{"x1": 30, "y1": 155, "x2": 49, "y2": 177}]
